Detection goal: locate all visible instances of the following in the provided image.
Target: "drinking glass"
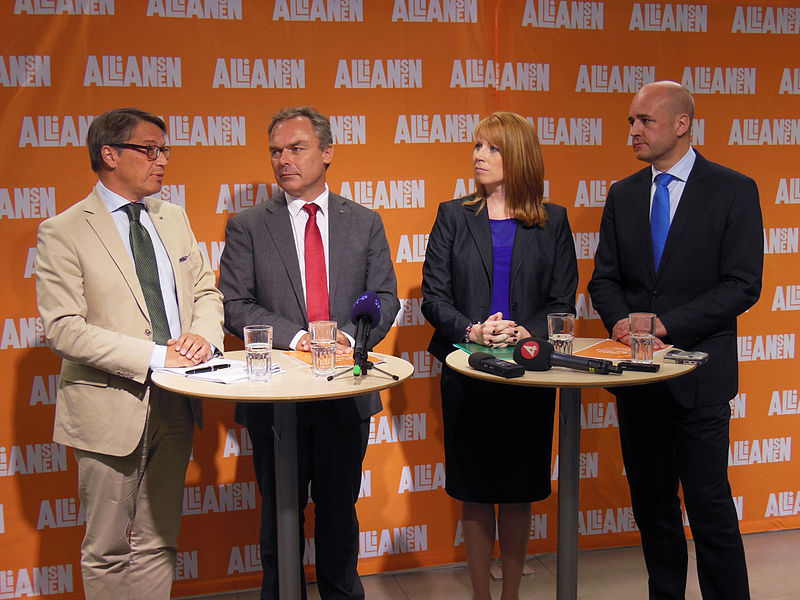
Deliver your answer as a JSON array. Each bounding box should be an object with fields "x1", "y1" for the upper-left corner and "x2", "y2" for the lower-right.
[
  {"x1": 628, "y1": 313, "x2": 656, "y2": 363},
  {"x1": 244, "y1": 325, "x2": 272, "y2": 383},
  {"x1": 309, "y1": 320, "x2": 337, "y2": 377},
  {"x1": 547, "y1": 313, "x2": 575, "y2": 355}
]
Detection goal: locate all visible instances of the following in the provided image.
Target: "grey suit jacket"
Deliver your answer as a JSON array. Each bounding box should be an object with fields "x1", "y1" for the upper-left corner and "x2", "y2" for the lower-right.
[
  {"x1": 218, "y1": 191, "x2": 400, "y2": 431},
  {"x1": 588, "y1": 152, "x2": 763, "y2": 407},
  {"x1": 35, "y1": 187, "x2": 225, "y2": 456},
  {"x1": 422, "y1": 197, "x2": 578, "y2": 363}
]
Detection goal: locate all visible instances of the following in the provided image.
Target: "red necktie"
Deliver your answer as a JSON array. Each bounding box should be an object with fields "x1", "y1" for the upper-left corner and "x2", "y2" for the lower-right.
[{"x1": 302, "y1": 203, "x2": 330, "y2": 322}]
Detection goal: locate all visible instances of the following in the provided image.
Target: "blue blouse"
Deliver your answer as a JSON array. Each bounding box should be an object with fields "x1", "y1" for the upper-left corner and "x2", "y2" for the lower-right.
[{"x1": 489, "y1": 218, "x2": 517, "y2": 318}]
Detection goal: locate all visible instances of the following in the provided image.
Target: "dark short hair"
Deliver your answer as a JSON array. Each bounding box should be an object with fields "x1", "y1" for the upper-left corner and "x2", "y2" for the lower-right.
[
  {"x1": 87, "y1": 108, "x2": 166, "y2": 172},
  {"x1": 268, "y1": 106, "x2": 332, "y2": 150}
]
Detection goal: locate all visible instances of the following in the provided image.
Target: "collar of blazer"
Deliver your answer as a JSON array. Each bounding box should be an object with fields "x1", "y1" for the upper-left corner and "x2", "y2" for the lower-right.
[
  {"x1": 261, "y1": 192, "x2": 306, "y2": 312},
  {"x1": 460, "y1": 196, "x2": 547, "y2": 287},
  {"x1": 81, "y1": 189, "x2": 153, "y2": 325},
  {"x1": 142, "y1": 197, "x2": 194, "y2": 326},
  {"x1": 142, "y1": 196, "x2": 183, "y2": 261},
  {"x1": 261, "y1": 190, "x2": 356, "y2": 314},
  {"x1": 463, "y1": 198, "x2": 494, "y2": 281},
  {"x1": 325, "y1": 193, "x2": 353, "y2": 305}
]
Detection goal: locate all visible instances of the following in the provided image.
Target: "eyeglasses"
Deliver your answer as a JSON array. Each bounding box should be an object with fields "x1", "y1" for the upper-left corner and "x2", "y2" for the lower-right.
[{"x1": 108, "y1": 143, "x2": 171, "y2": 160}]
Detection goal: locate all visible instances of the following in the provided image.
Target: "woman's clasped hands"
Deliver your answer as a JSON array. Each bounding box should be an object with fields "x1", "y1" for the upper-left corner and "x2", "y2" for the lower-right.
[{"x1": 469, "y1": 312, "x2": 530, "y2": 348}]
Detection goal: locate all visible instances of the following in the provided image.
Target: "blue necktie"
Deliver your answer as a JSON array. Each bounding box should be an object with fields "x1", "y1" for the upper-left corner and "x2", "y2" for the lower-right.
[{"x1": 650, "y1": 173, "x2": 674, "y2": 271}]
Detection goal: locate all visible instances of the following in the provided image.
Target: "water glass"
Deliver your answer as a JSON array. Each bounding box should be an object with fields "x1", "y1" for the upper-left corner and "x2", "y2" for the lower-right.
[
  {"x1": 548, "y1": 313, "x2": 575, "y2": 355},
  {"x1": 309, "y1": 320, "x2": 337, "y2": 377},
  {"x1": 628, "y1": 312, "x2": 656, "y2": 363},
  {"x1": 244, "y1": 325, "x2": 272, "y2": 383}
]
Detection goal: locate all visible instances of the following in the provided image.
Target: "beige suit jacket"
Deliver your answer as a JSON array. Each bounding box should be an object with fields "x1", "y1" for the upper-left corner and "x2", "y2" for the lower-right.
[{"x1": 36, "y1": 187, "x2": 224, "y2": 456}]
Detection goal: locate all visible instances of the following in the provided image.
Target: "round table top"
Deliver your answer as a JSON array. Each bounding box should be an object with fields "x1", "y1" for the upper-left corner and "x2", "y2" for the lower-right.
[
  {"x1": 151, "y1": 350, "x2": 414, "y2": 402},
  {"x1": 446, "y1": 338, "x2": 695, "y2": 389}
]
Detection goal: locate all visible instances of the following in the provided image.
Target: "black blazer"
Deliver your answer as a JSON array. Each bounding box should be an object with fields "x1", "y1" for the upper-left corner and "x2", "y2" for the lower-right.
[
  {"x1": 588, "y1": 152, "x2": 763, "y2": 407},
  {"x1": 422, "y1": 196, "x2": 578, "y2": 363},
  {"x1": 219, "y1": 191, "x2": 400, "y2": 430}
]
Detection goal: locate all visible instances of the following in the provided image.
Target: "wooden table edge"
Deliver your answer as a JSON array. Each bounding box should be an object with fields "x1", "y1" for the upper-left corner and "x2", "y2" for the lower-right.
[{"x1": 151, "y1": 350, "x2": 415, "y2": 402}]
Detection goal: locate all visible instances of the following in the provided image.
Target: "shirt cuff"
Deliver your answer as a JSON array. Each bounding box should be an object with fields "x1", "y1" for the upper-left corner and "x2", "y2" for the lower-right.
[
  {"x1": 289, "y1": 330, "x2": 307, "y2": 350},
  {"x1": 151, "y1": 344, "x2": 167, "y2": 370},
  {"x1": 342, "y1": 330, "x2": 355, "y2": 347}
]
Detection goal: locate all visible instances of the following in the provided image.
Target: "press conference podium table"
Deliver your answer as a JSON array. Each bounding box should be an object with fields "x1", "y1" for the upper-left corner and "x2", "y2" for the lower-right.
[
  {"x1": 151, "y1": 350, "x2": 414, "y2": 600},
  {"x1": 446, "y1": 338, "x2": 695, "y2": 600}
]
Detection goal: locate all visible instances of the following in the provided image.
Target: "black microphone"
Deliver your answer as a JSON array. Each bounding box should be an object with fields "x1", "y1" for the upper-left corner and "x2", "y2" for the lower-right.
[
  {"x1": 467, "y1": 352, "x2": 525, "y2": 379},
  {"x1": 350, "y1": 291, "x2": 382, "y2": 376},
  {"x1": 513, "y1": 337, "x2": 622, "y2": 375}
]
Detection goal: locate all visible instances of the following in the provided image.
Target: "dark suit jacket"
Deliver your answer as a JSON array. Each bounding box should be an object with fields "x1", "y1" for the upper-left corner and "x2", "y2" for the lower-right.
[
  {"x1": 218, "y1": 191, "x2": 399, "y2": 431},
  {"x1": 588, "y1": 152, "x2": 763, "y2": 407},
  {"x1": 422, "y1": 197, "x2": 578, "y2": 362}
]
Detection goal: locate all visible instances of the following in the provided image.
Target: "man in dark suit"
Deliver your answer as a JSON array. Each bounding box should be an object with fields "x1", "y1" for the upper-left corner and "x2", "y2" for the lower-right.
[
  {"x1": 588, "y1": 81, "x2": 762, "y2": 599},
  {"x1": 218, "y1": 106, "x2": 399, "y2": 600}
]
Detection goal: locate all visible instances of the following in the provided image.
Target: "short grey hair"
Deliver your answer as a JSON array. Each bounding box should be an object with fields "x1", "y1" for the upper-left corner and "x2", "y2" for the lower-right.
[{"x1": 268, "y1": 106, "x2": 332, "y2": 150}]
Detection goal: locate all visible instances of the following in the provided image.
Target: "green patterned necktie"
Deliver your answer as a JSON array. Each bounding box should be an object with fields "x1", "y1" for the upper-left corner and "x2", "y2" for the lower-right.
[{"x1": 120, "y1": 202, "x2": 171, "y2": 345}]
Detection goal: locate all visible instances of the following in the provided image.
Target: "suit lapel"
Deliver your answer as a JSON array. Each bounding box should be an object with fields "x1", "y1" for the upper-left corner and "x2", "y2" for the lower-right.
[
  {"x1": 464, "y1": 203, "x2": 493, "y2": 282},
  {"x1": 631, "y1": 169, "x2": 657, "y2": 280},
  {"x1": 146, "y1": 197, "x2": 190, "y2": 329},
  {"x1": 264, "y1": 193, "x2": 308, "y2": 319},
  {"x1": 510, "y1": 221, "x2": 536, "y2": 284},
  {"x1": 657, "y1": 154, "x2": 709, "y2": 277},
  {"x1": 82, "y1": 190, "x2": 150, "y2": 321},
  {"x1": 327, "y1": 193, "x2": 349, "y2": 306}
]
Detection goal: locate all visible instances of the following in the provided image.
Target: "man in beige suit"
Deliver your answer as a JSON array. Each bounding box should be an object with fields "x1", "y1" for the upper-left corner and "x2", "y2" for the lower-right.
[{"x1": 35, "y1": 108, "x2": 224, "y2": 600}]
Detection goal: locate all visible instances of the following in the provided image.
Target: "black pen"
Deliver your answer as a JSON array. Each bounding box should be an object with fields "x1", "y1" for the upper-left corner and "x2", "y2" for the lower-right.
[{"x1": 185, "y1": 363, "x2": 231, "y2": 375}]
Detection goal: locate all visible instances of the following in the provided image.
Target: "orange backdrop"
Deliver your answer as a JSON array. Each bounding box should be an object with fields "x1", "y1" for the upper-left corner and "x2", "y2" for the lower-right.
[{"x1": 2, "y1": 1, "x2": 799, "y2": 597}]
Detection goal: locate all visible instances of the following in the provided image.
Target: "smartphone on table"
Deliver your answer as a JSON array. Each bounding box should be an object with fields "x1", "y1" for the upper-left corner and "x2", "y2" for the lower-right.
[{"x1": 663, "y1": 349, "x2": 709, "y2": 364}]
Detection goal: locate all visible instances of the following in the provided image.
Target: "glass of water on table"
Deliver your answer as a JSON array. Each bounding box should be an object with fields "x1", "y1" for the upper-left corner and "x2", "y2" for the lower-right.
[
  {"x1": 628, "y1": 312, "x2": 656, "y2": 363},
  {"x1": 309, "y1": 320, "x2": 337, "y2": 377},
  {"x1": 547, "y1": 313, "x2": 575, "y2": 355},
  {"x1": 244, "y1": 325, "x2": 273, "y2": 383}
]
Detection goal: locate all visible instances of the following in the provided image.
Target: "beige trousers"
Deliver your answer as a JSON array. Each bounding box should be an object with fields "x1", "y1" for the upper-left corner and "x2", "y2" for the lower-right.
[{"x1": 74, "y1": 391, "x2": 194, "y2": 600}]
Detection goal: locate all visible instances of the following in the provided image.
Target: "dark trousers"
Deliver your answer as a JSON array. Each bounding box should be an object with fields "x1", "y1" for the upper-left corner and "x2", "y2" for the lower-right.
[
  {"x1": 617, "y1": 385, "x2": 750, "y2": 600},
  {"x1": 249, "y1": 400, "x2": 369, "y2": 600}
]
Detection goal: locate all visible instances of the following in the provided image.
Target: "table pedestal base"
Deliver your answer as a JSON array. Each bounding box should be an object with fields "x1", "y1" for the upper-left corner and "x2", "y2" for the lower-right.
[
  {"x1": 273, "y1": 402, "x2": 302, "y2": 600},
  {"x1": 441, "y1": 347, "x2": 693, "y2": 600},
  {"x1": 150, "y1": 352, "x2": 414, "y2": 600},
  {"x1": 557, "y1": 387, "x2": 581, "y2": 600}
]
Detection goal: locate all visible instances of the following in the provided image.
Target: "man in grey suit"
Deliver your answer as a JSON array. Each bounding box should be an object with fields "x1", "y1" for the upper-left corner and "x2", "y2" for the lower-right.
[
  {"x1": 218, "y1": 106, "x2": 399, "y2": 600},
  {"x1": 35, "y1": 107, "x2": 224, "y2": 599}
]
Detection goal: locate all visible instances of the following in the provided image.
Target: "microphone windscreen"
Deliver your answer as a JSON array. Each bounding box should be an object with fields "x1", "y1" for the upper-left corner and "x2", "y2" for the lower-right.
[
  {"x1": 513, "y1": 337, "x2": 553, "y2": 371},
  {"x1": 467, "y1": 352, "x2": 493, "y2": 369},
  {"x1": 350, "y1": 291, "x2": 382, "y2": 327}
]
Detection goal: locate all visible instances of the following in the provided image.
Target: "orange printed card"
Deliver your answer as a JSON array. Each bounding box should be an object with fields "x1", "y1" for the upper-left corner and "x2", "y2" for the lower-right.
[
  {"x1": 574, "y1": 339, "x2": 633, "y2": 359},
  {"x1": 281, "y1": 350, "x2": 382, "y2": 366},
  {"x1": 574, "y1": 339, "x2": 671, "y2": 360}
]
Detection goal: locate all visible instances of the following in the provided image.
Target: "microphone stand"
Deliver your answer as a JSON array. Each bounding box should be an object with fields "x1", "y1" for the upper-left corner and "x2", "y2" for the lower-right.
[
  {"x1": 326, "y1": 359, "x2": 400, "y2": 381},
  {"x1": 326, "y1": 365, "x2": 354, "y2": 382},
  {"x1": 354, "y1": 358, "x2": 399, "y2": 381}
]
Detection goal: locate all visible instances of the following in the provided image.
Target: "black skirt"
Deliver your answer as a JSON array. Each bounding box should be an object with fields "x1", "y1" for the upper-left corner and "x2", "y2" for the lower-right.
[{"x1": 441, "y1": 364, "x2": 556, "y2": 503}]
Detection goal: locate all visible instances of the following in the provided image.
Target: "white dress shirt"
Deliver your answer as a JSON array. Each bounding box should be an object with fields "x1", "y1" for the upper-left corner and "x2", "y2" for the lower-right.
[
  {"x1": 649, "y1": 147, "x2": 697, "y2": 224},
  {"x1": 284, "y1": 186, "x2": 353, "y2": 349}
]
